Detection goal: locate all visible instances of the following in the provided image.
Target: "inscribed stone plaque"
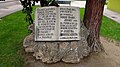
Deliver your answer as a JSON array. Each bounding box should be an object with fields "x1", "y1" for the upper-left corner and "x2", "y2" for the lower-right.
[
  {"x1": 35, "y1": 6, "x2": 80, "y2": 41},
  {"x1": 35, "y1": 7, "x2": 58, "y2": 41},
  {"x1": 58, "y1": 7, "x2": 80, "y2": 40}
]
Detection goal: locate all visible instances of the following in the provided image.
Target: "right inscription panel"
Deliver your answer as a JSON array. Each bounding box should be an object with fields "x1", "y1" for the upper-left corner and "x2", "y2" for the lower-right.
[{"x1": 58, "y1": 7, "x2": 80, "y2": 40}]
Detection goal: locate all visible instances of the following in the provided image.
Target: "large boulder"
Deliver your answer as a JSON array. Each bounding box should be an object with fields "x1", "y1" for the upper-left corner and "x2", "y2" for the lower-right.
[{"x1": 23, "y1": 22, "x2": 90, "y2": 63}]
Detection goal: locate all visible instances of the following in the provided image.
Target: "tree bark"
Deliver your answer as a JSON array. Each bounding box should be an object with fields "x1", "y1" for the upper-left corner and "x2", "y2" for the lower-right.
[{"x1": 83, "y1": 0, "x2": 106, "y2": 52}]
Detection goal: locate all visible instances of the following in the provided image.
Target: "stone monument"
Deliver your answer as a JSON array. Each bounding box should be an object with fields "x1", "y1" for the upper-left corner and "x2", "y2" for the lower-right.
[{"x1": 23, "y1": 6, "x2": 90, "y2": 63}]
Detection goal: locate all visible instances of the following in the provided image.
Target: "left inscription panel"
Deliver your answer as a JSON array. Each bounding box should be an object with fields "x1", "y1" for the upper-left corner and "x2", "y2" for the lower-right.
[{"x1": 35, "y1": 7, "x2": 58, "y2": 41}]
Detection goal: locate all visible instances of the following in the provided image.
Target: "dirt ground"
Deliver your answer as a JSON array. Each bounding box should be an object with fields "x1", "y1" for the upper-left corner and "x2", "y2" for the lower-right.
[{"x1": 25, "y1": 37, "x2": 120, "y2": 67}]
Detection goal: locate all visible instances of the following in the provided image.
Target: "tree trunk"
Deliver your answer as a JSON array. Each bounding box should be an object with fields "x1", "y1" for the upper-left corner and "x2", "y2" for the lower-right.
[{"x1": 83, "y1": 0, "x2": 106, "y2": 52}]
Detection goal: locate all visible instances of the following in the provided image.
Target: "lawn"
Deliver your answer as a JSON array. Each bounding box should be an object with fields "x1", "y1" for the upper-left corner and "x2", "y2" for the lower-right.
[
  {"x1": 0, "y1": 7, "x2": 120, "y2": 67},
  {"x1": 0, "y1": 7, "x2": 36, "y2": 67},
  {"x1": 0, "y1": 6, "x2": 37, "y2": 67},
  {"x1": 101, "y1": 16, "x2": 120, "y2": 41},
  {"x1": 0, "y1": 11, "x2": 29, "y2": 67}
]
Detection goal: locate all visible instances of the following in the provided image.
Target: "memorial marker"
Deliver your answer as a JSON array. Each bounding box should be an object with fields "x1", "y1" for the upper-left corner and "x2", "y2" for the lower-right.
[
  {"x1": 35, "y1": 6, "x2": 80, "y2": 41},
  {"x1": 24, "y1": 6, "x2": 89, "y2": 63}
]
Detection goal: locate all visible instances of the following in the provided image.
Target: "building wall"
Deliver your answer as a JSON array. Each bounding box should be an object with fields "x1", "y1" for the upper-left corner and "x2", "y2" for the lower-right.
[{"x1": 108, "y1": 0, "x2": 120, "y2": 13}]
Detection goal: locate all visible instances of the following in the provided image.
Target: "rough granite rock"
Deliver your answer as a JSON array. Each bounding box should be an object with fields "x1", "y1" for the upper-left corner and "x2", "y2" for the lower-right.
[{"x1": 23, "y1": 21, "x2": 90, "y2": 63}]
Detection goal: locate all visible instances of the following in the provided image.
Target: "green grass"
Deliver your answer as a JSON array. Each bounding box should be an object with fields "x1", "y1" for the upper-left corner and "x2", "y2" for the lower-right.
[
  {"x1": 0, "y1": 11, "x2": 28, "y2": 67},
  {"x1": 0, "y1": 6, "x2": 37, "y2": 67},
  {"x1": 80, "y1": 8, "x2": 120, "y2": 42},
  {"x1": 101, "y1": 16, "x2": 120, "y2": 41}
]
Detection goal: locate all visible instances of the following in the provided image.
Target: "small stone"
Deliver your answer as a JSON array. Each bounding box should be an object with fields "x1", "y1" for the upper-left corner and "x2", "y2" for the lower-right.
[
  {"x1": 60, "y1": 42, "x2": 68, "y2": 49},
  {"x1": 62, "y1": 48, "x2": 80, "y2": 63},
  {"x1": 71, "y1": 41, "x2": 78, "y2": 49},
  {"x1": 25, "y1": 47, "x2": 34, "y2": 52},
  {"x1": 23, "y1": 33, "x2": 34, "y2": 48}
]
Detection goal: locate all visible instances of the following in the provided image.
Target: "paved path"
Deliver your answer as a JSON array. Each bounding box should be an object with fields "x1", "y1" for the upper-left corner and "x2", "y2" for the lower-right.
[
  {"x1": 0, "y1": 1, "x2": 22, "y2": 18},
  {"x1": 104, "y1": 7, "x2": 120, "y2": 23}
]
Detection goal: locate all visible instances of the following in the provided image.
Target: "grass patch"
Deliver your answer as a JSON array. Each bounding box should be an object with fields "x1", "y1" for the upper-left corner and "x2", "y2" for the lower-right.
[
  {"x1": 0, "y1": 6, "x2": 37, "y2": 67},
  {"x1": 0, "y1": 11, "x2": 28, "y2": 67},
  {"x1": 80, "y1": 8, "x2": 120, "y2": 42},
  {"x1": 101, "y1": 16, "x2": 120, "y2": 41}
]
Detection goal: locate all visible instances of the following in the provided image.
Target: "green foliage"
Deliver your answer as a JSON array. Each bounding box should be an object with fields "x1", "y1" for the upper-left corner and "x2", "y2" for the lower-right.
[
  {"x1": 20, "y1": 0, "x2": 33, "y2": 24},
  {"x1": 80, "y1": 8, "x2": 120, "y2": 42}
]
